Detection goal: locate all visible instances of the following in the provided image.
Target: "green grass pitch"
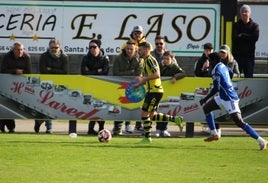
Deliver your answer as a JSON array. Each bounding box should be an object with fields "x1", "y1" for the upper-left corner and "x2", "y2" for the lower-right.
[{"x1": 0, "y1": 134, "x2": 267, "y2": 183}]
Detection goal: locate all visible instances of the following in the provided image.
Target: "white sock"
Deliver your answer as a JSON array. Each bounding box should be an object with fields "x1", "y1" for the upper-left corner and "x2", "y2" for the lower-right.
[
  {"x1": 257, "y1": 137, "x2": 265, "y2": 143},
  {"x1": 217, "y1": 129, "x2": 222, "y2": 138}
]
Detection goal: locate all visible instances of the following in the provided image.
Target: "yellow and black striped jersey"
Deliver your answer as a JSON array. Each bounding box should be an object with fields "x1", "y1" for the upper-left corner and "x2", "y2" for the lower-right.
[{"x1": 142, "y1": 54, "x2": 164, "y2": 93}]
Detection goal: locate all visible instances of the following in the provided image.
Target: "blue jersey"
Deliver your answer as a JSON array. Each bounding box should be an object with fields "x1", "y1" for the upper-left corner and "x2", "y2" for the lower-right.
[{"x1": 204, "y1": 62, "x2": 238, "y2": 102}]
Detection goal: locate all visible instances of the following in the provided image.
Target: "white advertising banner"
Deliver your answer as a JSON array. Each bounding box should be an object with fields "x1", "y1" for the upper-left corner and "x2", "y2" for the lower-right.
[
  {"x1": 0, "y1": 1, "x2": 220, "y2": 56},
  {"x1": 250, "y1": 5, "x2": 268, "y2": 58}
]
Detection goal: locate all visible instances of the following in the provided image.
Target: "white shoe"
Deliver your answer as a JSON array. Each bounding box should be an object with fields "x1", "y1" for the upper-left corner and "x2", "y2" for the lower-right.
[
  {"x1": 125, "y1": 125, "x2": 132, "y2": 134},
  {"x1": 162, "y1": 130, "x2": 171, "y2": 137},
  {"x1": 155, "y1": 130, "x2": 161, "y2": 137},
  {"x1": 259, "y1": 140, "x2": 267, "y2": 150}
]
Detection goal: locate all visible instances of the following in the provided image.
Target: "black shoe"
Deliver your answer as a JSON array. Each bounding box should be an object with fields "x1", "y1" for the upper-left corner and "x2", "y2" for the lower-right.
[
  {"x1": 46, "y1": 130, "x2": 52, "y2": 134},
  {"x1": 8, "y1": 130, "x2": 15, "y2": 133},
  {"x1": 113, "y1": 129, "x2": 123, "y2": 136}
]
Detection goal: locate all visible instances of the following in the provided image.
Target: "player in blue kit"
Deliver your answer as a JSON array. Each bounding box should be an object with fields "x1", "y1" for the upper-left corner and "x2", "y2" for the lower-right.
[{"x1": 199, "y1": 52, "x2": 267, "y2": 150}]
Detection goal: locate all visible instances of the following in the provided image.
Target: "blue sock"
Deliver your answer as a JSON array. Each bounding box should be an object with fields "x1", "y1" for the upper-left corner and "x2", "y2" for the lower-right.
[
  {"x1": 206, "y1": 112, "x2": 216, "y2": 130},
  {"x1": 244, "y1": 123, "x2": 259, "y2": 140}
]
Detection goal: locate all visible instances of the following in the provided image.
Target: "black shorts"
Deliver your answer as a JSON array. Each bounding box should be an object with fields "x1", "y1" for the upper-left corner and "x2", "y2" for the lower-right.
[{"x1": 142, "y1": 92, "x2": 163, "y2": 112}]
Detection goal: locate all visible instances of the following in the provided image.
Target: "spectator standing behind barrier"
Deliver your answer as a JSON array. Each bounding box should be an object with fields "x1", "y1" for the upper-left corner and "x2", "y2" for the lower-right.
[
  {"x1": 159, "y1": 51, "x2": 186, "y2": 137},
  {"x1": 232, "y1": 4, "x2": 259, "y2": 78},
  {"x1": 121, "y1": 25, "x2": 151, "y2": 132},
  {"x1": 0, "y1": 42, "x2": 31, "y2": 133},
  {"x1": 81, "y1": 39, "x2": 109, "y2": 135},
  {"x1": 219, "y1": 45, "x2": 240, "y2": 78},
  {"x1": 199, "y1": 52, "x2": 267, "y2": 150},
  {"x1": 132, "y1": 42, "x2": 183, "y2": 143},
  {"x1": 194, "y1": 43, "x2": 213, "y2": 77},
  {"x1": 121, "y1": 25, "x2": 147, "y2": 51},
  {"x1": 34, "y1": 39, "x2": 68, "y2": 134},
  {"x1": 151, "y1": 35, "x2": 184, "y2": 137},
  {"x1": 112, "y1": 40, "x2": 143, "y2": 135}
]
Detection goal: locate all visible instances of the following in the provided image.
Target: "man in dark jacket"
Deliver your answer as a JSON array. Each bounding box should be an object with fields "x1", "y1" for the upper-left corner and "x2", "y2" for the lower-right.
[
  {"x1": 81, "y1": 39, "x2": 109, "y2": 135},
  {"x1": 34, "y1": 39, "x2": 68, "y2": 134},
  {"x1": 0, "y1": 41, "x2": 31, "y2": 133},
  {"x1": 39, "y1": 39, "x2": 68, "y2": 74},
  {"x1": 112, "y1": 40, "x2": 143, "y2": 135},
  {"x1": 81, "y1": 39, "x2": 109, "y2": 75},
  {"x1": 232, "y1": 4, "x2": 259, "y2": 78}
]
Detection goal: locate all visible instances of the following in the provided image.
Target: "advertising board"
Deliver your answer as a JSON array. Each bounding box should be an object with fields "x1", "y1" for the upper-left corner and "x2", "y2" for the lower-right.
[{"x1": 0, "y1": 1, "x2": 220, "y2": 56}]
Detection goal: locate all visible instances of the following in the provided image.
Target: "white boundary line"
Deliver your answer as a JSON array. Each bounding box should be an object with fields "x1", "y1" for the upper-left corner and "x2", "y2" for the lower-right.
[
  {"x1": 243, "y1": 106, "x2": 268, "y2": 120},
  {"x1": 0, "y1": 104, "x2": 27, "y2": 119}
]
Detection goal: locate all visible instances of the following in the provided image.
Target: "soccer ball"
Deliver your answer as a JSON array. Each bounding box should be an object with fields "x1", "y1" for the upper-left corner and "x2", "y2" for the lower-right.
[{"x1": 98, "y1": 129, "x2": 112, "y2": 142}]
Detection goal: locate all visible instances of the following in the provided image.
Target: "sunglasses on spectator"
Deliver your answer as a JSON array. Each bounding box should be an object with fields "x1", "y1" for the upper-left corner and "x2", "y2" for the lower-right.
[
  {"x1": 50, "y1": 46, "x2": 59, "y2": 49},
  {"x1": 89, "y1": 46, "x2": 97, "y2": 49},
  {"x1": 155, "y1": 42, "x2": 164, "y2": 45},
  {"x1": 134, "y1": 31, "x2": 142, "y2": 35}
]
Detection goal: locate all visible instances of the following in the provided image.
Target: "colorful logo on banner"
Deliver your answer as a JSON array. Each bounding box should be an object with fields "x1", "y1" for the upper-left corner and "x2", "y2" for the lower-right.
[{"x1": 118, "y1": 81, "x2": 145, "y2": 103}]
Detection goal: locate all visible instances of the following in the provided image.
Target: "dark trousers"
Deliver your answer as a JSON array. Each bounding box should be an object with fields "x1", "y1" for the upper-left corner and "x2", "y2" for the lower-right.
[
  {"x1": 113, "y1": 121, "x2": 131, "y2": 130},
  {"x1": 0, "y1": 119, "x2": 15, "y2": 132},
  {"x1": 156, "y1": 122, "x2": 168, "y2": 131},
  {"x1": 236, "y1": 56, "x2": 255, "y2": 78},
  {"x1": 88, "y1": 121, "x2": 105, "y2": 132},
  {"x1": 35, "y1": 120, "x2": 52, "y2": 130},
  {"x1": 69, "y1": 120, "x2": 77, "y2": 134}
]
